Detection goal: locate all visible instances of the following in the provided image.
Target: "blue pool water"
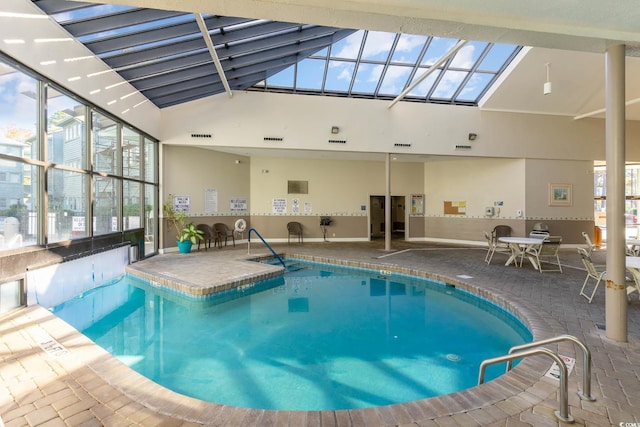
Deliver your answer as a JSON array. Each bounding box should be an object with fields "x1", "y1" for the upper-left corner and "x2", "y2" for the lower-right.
[{"x1": 52, "y1": 259, "x2": 531, "y2": 411}]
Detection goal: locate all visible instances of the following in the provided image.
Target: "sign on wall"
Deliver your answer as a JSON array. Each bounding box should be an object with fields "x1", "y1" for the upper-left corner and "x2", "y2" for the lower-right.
[
  {"x1": 230, "y1": 198, "x2": 248, "y2": 212},
  {"x1": 204, "y1": 189, "x2": 218, "y2": 213},
  {"x1": 272, "y1": 198, "x2": 287, "y2": 214},
  {"x1": 174, "y1": 195, "x2": 190, "y2": 213},
  {"x1": 411, "y1": 194, "x2": 424, "y2": 214}
]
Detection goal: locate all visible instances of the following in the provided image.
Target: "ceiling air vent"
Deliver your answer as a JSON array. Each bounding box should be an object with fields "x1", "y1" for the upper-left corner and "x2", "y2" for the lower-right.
[
  {"x1": 190, "y1": 133, "x2": 212, "y2": 138},
  {"x1": 455, "y1": 145, "x2": 472, "y2": 150},
  {"x1": 394, "y1": 143, "x2": 411, "y2": 148},
  {"x1": 264, "y1": 137, "x2": 284, "y2": 142},
  {"x1": 328, "y1": 139, "x2": 347, "y2": 144}
]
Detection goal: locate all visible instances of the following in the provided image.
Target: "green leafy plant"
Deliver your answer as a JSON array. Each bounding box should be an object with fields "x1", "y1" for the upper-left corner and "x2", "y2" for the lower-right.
[
  {"x1": 163, "y1": 194, "x2": 188, "y2": 241},
  {"x1": 179, "y1": 222, "x2": 205, "y2": 244}
]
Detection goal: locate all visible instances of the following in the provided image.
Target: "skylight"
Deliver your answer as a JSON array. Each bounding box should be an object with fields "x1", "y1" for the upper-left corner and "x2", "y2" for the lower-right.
[{"x1": 258, "y1": 30, "x2": 520, "y2": 105}]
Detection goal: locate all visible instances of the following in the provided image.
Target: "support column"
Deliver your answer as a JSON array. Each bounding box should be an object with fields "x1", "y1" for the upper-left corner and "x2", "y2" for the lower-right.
[
  {"x1": 605, "y1": 44, "x2": 627, "y2": 342},
  {"x1": 385, "y1": 153, "x2": 391, "y2": 251}
]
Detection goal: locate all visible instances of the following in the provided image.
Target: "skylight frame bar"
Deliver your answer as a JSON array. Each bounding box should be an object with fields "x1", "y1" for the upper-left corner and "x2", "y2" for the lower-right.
[
  {"x1": 84, "y1": 16, "x2": 250, "y2": 55},
  {"x1": 62, "y1": 9, "x2": 186, "y2": 37}
]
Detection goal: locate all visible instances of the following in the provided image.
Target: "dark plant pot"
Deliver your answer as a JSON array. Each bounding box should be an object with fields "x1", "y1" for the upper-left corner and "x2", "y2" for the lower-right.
[{"x1": 177, "y1": 240, "x2": 193, "y2": 254}]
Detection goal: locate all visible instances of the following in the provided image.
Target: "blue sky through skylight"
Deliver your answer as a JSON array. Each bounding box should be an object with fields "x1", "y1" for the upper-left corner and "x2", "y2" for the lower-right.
[{"x1": 264, "y1": 30, "x2": 520, "y2": 105}]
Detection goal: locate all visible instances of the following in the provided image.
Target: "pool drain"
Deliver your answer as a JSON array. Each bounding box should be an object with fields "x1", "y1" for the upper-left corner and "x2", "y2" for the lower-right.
[{"x1": 446, "y1": 353, "x2": 461, "y2": 362}]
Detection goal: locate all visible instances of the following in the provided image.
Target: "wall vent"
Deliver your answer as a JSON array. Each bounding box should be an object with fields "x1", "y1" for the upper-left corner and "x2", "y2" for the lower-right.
[
  {"x1": 394, "y1": 143, "x2": 411, "y2": 148},
  {"x1": 328, "y1": 139, "x2": 347, "y2": 144},
  {"x1": 190, "y1": 133, "x2": 212, "y2": 138},
  {"x1": 264, "y1": 136, "x2": 284, "y2": 142},
  {"x1": 455, "y1": 145, "x2": 472, "y2": 150}
]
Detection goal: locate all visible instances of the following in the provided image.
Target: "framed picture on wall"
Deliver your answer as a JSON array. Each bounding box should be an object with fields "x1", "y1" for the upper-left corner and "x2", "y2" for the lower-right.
[{"x1": 549, "y1": 183, "x2": 572, "y2": 206}]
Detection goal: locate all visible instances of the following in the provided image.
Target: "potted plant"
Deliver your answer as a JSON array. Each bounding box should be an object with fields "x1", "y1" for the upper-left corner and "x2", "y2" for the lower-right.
[
  {"x1": 163, "y1": 195, "x2": 203, "y2": 253},
  {"x1": 177, "y1": 222, "x2": 204, "y2": 253}
]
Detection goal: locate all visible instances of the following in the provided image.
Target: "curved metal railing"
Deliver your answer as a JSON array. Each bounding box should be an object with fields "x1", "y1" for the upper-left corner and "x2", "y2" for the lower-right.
[{"x1": 247, "y1": 228, "x2": 286, "y2": 268}]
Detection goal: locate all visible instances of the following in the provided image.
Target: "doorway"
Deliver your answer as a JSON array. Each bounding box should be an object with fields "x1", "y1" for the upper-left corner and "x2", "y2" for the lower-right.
[{"x1": 370, "y1": 195, "x2": 406, "y2": 239}]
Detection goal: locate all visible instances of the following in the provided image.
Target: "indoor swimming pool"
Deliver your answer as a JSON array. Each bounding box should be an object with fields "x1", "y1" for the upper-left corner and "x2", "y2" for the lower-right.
[{"x1": 52, "y1": 259, "x2": 532, "y2": 411}]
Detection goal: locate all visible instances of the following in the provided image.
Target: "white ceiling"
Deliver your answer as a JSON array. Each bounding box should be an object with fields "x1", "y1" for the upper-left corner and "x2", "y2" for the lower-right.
[
  {"x1": 66, "y1": 0, "x2": 640, "y2": 122},
  {"x1": 5, "y1": 0, "x2": 640, "y2": 161}
]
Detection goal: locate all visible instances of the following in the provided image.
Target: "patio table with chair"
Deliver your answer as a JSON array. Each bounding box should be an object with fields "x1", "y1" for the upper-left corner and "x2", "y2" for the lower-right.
[{"x1": 498, "y1": 236, "x2": 544, "y2": 270}]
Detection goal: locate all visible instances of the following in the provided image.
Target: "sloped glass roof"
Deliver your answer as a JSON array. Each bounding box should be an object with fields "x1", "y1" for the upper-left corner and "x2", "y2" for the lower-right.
[
  {"x1": 256, "y1": 31, "x2": 521, "y2": 105},
  {"x1": 32, "y1": 0, "x2": 521, "y2": 108}
]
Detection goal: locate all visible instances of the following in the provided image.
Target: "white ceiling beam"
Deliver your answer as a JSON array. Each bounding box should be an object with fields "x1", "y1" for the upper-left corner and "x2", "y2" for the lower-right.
[
  {"x1": 388, "y1": 39, "x2": 467, "y2": 109},
  {"x1": 574, "y1": 97, "x2": 640, "y2": 120},
  {"x1": 195, "y1": 13, "x2": 233, "y2": 98}
]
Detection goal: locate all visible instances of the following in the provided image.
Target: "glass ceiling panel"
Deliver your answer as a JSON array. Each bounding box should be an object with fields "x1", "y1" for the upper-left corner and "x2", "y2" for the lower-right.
[
  {"x1": 378, "y1": 65, "x2": 412, "y2": 95},
  {"x1": 52, "y1": 4, "x2": 133, "y2": 23},
  {"x1": 324, "y1": 61, "x2": 355, "y2": 92},
  {"x1": 361, "y1": 32, "x2": 396, "y2": 61},
  {"x1": 432, "y1": 70, "x2": 468, "y2": 98},
  {"x1": 330, "y1": 31, "x2": 365, "y2": 59},
  {"x1": 263, "y1": 29, "x2": 520, "y2": 106},
  {"x1": 351, "y1": 63, "x2": 383, "y2": 93},
  {"x1": 267, "y1": 67, "x2": 294, "y2": 87},
  {"x1": 295, "y1": 58, "x2": 325, "y2": 90},
  {"x1": 391, "y1": 34, "x2": 428, "y2": 64}
]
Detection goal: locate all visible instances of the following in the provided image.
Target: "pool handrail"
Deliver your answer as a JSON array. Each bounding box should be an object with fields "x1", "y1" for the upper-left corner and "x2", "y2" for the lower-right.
[
  {"x1": 505, "y1": 334, "x2": 595, "y2": 401},
  {"x1": 247, "y1": 227, "x2": 286, "y2": 268},
  {"x1": 478, "y1": 348, "x2": 574, "y2": 423}
]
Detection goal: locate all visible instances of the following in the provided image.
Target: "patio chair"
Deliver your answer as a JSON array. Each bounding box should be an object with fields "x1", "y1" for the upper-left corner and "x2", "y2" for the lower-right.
[
  {"x1": 526, "y1": 235, "x2": 562, "y2": 273},
  {"x1": 624, "y1": 266, "x2": 640, "y2": 300},
  {"x1": 213, "y1": 223, "x2": 235, "y2": 247},
  {"x1": 581, "y1": 231, "x2": 596, "y2": 257},
  {"x1": 484, "y1": 231, "x2": 510, "y2": 264},
  {"x1": 287, "y1": 221, "x2": 303, "y2": 244},
  {"x1": 578, "y1": 247, "x2": 605, "y2": 303},
  {"x1": 195, "y1": 224, "x2": 217, "y2": 250}
]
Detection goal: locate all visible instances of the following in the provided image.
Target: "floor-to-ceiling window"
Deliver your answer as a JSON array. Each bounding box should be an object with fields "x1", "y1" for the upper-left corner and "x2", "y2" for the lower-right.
[
  {"x1": 593, "y1": 163, "x2": 640, "y2": 242},
  {"x1": 0, "y1": 52, "x2": 159, "y2": 265}
]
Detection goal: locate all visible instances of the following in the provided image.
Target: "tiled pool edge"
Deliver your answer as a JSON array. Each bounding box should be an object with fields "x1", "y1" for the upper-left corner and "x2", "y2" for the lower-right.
[{"x1": 50, "y1": 251, "x2": 572, "y2": 425}]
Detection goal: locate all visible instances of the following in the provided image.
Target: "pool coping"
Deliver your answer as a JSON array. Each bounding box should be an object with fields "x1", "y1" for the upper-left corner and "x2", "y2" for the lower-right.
[{"x1": 95, "y1": 251, "x2": 567, "y2": 425}]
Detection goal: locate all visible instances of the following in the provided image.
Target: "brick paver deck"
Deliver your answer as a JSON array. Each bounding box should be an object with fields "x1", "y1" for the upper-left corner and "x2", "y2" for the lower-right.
[{"x1": 1, "y1": 240, "x2": 639, "y2": 426}]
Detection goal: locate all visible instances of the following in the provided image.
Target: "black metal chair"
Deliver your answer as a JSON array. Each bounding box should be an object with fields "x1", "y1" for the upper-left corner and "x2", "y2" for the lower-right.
[
  {"x1": 213, "y1": 223, "x2": 235, "y2": 247},
  {"x1": 195, "y1": 224, "x2": 217, "y2": 250},
  {"x1": 287, "y1": 221, "x2": 303, "y2": 244}
]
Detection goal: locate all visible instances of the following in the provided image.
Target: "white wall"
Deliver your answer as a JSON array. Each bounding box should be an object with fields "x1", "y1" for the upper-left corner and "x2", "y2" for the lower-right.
[
  {"x1": 249, "y1": 157, "x2": 424, "y2": 215},
  {"x1": 424, "y1": 158, "x2": 527, "y2": 218},
  {"x1": 160, "y1": 91, "x2": 607, "y2": 161}
]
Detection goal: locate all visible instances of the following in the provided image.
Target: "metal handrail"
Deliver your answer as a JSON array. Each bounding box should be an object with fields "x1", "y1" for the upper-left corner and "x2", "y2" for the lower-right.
[
  {"x1": 505, "y1": 334, "x2": 595, "y2": 401},
  {"x1": 478, "y1": 348, "x2": 574, "y2": 423},
  {"x1": 247, "y1": 228, "x2": 286, "y2": 268}
]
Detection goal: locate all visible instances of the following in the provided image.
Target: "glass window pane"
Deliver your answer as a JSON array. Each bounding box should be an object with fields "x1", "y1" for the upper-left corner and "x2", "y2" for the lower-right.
[
  {"x1": 407, "y1": 69, "x2": 440, "y2": 97},
  {"x1": 92, "y1": 112, "x2": 118, "y2": 174},
  {"x1": 391, "y1": 34, "x2": 428, "y2": 64},
  {"x1": 48, "y1": 168, "x2": 88, "y2": 242},
  {"x1": 0, "y1": 62, "x2": 38, "y2": 160},
  {"x1": 93, "y1": 176, "x2": 119, "y2": 235},
  {"x1": 432, "y1": 70, "x2": 468, "y2": 99},
  {"x1": 0, "y1": 280, "x2": 22, "y2": 314},
  {"x1": 351, "y1": 63, "x2": 384, "y2": 93},
  {"x1": 267, "y1": 66, "x2": 294, "y2": 88},
  {"x1": 122, "y1": 127, "x2": 141, "y2": 179},
  {"x1": 47, "y1": 87, "x2": 86, "y2": 168},
  {"x1": 144, "y1": 137, "x2": 156, "y2": 183},
  {"x1": 330, "y1": 30, "x2": 364, "y2": 59},
  {"x1": 378, "y1": 65, "x2": 412, "y2": 95},
  {"x1": 295, "y1": 58, "x2": 325, "y2": 91},
  {"x1": 123, "y1": 180, "x2": 141, "y2": 230},
  {"x1": 324, "y1": 61, "x2": 355, "y2": 92},
  {"x1": 422, "y1": 37, "x2": 459, "y2": 66},
  {"x1": 361, "y1": 32, "x2": 395, "y2": 62},
  {"x1": 479, "y1": 44, "x2": 518, "y2": 72},
  {"x1": 456, "y1": 72, "x2": 494, "y2": 102},
  {"x1": 0, "y1": 162, "x2": 39, "y2": 250},
  {"x1": 450, "y1": 42, "x2": 488, "y2": 69},
  {"x1": 144, "y1": 183, "x2": 157, "y2": 256}
]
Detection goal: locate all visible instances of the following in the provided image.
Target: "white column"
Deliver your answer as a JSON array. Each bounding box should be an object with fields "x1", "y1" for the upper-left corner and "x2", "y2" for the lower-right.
[
  {"x1": 385, "y1": 153, "x2": 391, "y2": 251},
  {"x1": 605, "y1": 44, "x2": 627, "y2": 342}
]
